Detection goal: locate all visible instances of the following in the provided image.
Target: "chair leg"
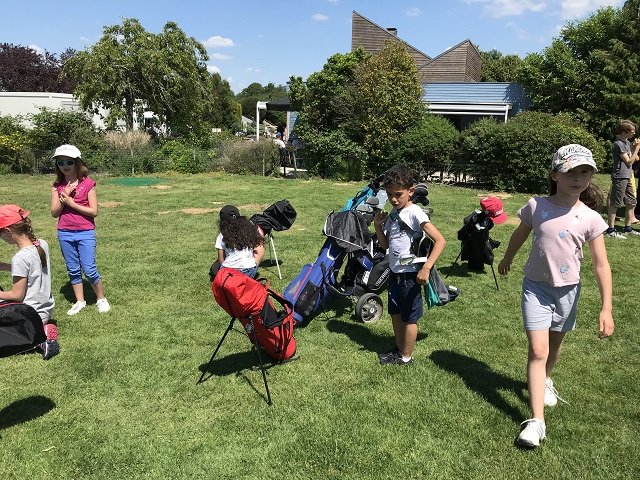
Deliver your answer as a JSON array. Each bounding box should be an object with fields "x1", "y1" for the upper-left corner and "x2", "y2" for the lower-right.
[
  {"x1": 490, "y1": 264, "x2": 499, "y2": 291},
  {"x1": 249, "y1": 316, "x2": 272, "y2": 406},
  {"x1": 197, "y1": 317, "x2": 236, "y2": 384},
  {"x1": 446, "y1": 250, "x2": 463, "y2": 279},
  {"x1": 269, "y1": 234, "x2": 282, "y2": 280}
]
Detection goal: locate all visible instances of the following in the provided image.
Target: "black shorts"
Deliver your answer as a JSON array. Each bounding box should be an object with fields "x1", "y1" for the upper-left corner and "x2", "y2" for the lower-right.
[{"x1": 388, "y1": 271, "x2": 423, "y2": 324}]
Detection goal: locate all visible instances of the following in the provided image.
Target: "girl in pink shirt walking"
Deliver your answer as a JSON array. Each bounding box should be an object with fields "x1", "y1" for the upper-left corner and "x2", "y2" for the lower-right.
[
  {"x1": 50, "y1": 145, "x2": 110, "y2": 316},
  {"x1": 498, "y1": 144, "x2": 614, "y2": 448}
]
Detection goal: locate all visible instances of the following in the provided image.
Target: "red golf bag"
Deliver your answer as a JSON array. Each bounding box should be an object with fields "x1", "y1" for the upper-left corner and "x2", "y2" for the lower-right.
[{"x1": 211, "y1": 268, "x2": 296, "y2": 361}]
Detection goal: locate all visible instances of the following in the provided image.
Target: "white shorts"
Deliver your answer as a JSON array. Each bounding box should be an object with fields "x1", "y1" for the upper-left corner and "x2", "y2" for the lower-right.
[{"x1": 521, "y1": 278, "x2": 580, "y2": 332}]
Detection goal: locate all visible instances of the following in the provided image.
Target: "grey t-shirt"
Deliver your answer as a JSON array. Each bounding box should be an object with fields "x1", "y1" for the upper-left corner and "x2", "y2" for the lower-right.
[
  {"x1": 11, "y1": 239, "x2": 55, "y2": 321},
  {"x1": 611, "y1": 139, "x2": 632, "y2": 179}
]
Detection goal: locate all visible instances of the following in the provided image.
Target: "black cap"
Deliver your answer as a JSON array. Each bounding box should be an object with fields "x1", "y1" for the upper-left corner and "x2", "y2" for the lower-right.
[{"x1": 220, "y1": 205, "x2": 240, "y2": 221}]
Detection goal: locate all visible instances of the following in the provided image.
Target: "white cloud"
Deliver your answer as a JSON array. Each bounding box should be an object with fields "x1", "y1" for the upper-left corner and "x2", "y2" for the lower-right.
[
  {"x1": 406, "y1": 7, "x2": 422, "y2": 17},
  {"x1": 207, "y1": 64, "x2": 221, "y2": 74},
  {"x1": 466, "y1": 0, "x2": 547, "y2": 18},
  {"x1": 327, "y1": 0, "x2": 339, "y2": 3},
  {"x1": 312, "y1": 13, "x2": 329, "y2": 21},
  {"x1": 202, "y1": 35, "x2": 235, "y2": 48},
  {"x1": 560, "y1": 0, "x2": 622, "y2": 19},
  {"x1": 246, "y1": 67, "x2": 261, "y2": 73},
  {"x1": 209, "y1": 53, "x2": 232, "y2": 60},
  {"x1": 505, "y1": 21, "x2": 530, "y2": 39},
  {"x1": 28, "y1": 44, "x2": 45, "y2": 56}
]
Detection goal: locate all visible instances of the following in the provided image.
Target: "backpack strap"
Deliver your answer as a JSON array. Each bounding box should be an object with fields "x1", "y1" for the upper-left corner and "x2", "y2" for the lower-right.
[{"x1": 391, "y1": 211, "x2": 423, "y2": 256}]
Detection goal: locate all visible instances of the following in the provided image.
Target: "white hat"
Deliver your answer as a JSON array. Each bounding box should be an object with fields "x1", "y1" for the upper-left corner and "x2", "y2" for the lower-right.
[
  {"x1": 53, "y1": 144, "x2": 82, "y2": 159},
  {"x1": 551, "y1": 144, "x2": 597, "y2": 173}
]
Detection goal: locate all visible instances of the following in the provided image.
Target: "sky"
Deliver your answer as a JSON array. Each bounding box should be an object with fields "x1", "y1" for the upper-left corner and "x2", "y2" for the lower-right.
[{"x1": 1, "y1": 0, "x2": 625, "y2": 94}]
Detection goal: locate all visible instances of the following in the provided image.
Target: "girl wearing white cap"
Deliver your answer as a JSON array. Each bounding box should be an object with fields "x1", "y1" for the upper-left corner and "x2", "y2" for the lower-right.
[
  {"x1": 498, "y1": 144, "x2": 614, "y2": 448},
  {"x1": 50, "y1": 144, "x2": 110, "y2": 316}
]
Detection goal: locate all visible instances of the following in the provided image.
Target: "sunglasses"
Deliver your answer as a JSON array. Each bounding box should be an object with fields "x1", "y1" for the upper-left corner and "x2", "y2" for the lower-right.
[{"x1": 56, "y1": 159, "x2": 76, "y2": 167}]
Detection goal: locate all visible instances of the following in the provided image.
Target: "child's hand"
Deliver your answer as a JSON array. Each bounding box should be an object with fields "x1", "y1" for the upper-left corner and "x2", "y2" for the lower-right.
[
  {"x1": 497, "y1": 258, "x2": 511, "y2": 275},
  {"x1": 598, "y1": 310, "x2": 614, "y2": 338},
  {"x1": 59, "y1": 190, "x2": 75, "y2": 205},
  {"x1": 416, "y1": 265, "x2": 430, "y2": 285},
  {"x1": 64, "y1": 180, "x2": 78, "y2": 196},
  {"x1": 374, "y1": 211, "x2": 388, "y2": 229}
]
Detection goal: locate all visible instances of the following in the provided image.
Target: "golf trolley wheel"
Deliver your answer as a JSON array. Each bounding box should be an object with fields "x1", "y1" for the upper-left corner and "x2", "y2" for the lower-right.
[{"x1": 355, "y1": 293, "x2": 383, "y2": 324}]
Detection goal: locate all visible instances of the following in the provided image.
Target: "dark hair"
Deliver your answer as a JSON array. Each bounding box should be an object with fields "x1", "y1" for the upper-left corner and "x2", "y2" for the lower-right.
[
  {"x1": 2, "y1": 217, "x2": 47, "y2": 270},
  {"x1": 219, "y1": 216, "x2": 264, "y2": 251},
  {"x1": 548, "y1": 171, "x2": 604, "y2": 211},
  {"x1": 55, "y1": 157, "x2": 89, "y2": 184},
  {"x1": 382, "y1": 165, "x2": 415, "y2": 190}
]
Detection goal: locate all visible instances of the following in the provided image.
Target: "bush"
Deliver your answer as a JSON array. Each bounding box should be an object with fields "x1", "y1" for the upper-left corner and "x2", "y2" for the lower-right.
[
  {"x1": 459, "y1": 112, "x2": 606, "y2": 193},
  {"x1": 393, "y1": 115, "x2": 460, "y2": 179},
  {"x1": 295, "y1": 127, "x2": 367, "y2": 180},
  {"x1": 159, "y1": 139, "x2": 210, "y2": 174},
  {"x1": 217, "y1": 139, "x2": 279, "y2": 176},
  {"x1": 27, "y1": 108, "x2": 102, "y2": 154}
]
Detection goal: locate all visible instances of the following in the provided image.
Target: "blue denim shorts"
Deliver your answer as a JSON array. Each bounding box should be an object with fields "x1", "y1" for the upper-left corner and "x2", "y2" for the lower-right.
[{"x1": 388, "y1": 271, "x2": 423, "y2": 324}]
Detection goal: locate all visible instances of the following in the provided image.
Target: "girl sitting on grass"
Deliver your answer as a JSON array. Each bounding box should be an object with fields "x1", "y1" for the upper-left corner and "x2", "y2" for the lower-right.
[
  {"x1": 0, "y1": 204, "x2": 59, "y2": 359},
  {"x1": 498, "y1": 144, "x2": 614, "y2": 448}
]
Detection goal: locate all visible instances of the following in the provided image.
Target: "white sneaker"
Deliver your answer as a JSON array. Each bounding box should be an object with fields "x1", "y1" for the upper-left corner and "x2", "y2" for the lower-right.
[
  {"x1": 67, "y1": 301, "x2": 87, "y2": 316},
  {"x1": 96, "y1": 298, "x2": 111, "y2": 313},
  {"x1": 517, "y1": 418, "x2": 546, "y2": 448},
  {"x1": 623, "y1": 228, "x2": 640, "y2": 236},
  {"x1": 605, "y1": 230, "x2": 626, "y2": 239},
  {"x1": 544, "y1": 378, "x2": 569, "y2": 407}
]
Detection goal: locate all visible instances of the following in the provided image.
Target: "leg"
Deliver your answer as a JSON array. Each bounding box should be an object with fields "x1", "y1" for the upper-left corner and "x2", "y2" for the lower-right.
[
  {"x1": 58, "y1": 231, "x2": 84, "y2": 302},
  {"x1": 526, "y1": 329, "x2": 550, "y2": 421},
  {"x1": 76, "y1": 230, "x2": 105, "y2": 299},
  {"x1": 546, "y1": 330, "x2": 566, "y2": 378},
  {"x1": 395, "y1": 318, "x2": 417, "y2": 359},
  {"x1": 607, "y1": 204, "x2": 618, "y2": 229}
]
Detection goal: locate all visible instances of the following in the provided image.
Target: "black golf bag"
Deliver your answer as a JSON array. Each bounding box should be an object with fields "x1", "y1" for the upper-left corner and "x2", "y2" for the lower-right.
[
  {"x1": 0, "y1": 302, "x2": 46, "y2": 358},
  {"x1": 250, "y1": 199, "x2": 297, "y2": 235},
  {"x1": 457, "y1": 211, "x2": 500, "y2": 271}
]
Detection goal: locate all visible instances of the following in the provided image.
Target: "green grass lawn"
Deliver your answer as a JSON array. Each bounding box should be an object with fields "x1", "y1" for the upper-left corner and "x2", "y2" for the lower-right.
[{"x1": 0, "y1": 173, "x2": 637, "y2": 479}]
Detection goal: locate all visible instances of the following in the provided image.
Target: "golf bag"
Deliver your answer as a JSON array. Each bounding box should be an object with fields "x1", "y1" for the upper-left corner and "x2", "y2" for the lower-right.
[
  {"x1": 0, "y1": 302, "x2": 46, "y2": 358},
  {"x1": 456, "y1": 211, "x2": 500, "y2": 271},
  {"x1": 212, "y1": 268, "x2": 296, "y2": 360},
  {"x1": 250, "y1": 199, "x2": 297, "y2": 235},
  {"x1": 284, "y1": 210, "x2": 375, "y2": 327}
]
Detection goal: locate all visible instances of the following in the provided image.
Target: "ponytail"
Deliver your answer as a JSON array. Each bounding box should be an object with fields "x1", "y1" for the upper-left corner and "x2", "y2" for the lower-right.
[{"x1": 9, "y1": 218, "x2": 47, "y2": 271}]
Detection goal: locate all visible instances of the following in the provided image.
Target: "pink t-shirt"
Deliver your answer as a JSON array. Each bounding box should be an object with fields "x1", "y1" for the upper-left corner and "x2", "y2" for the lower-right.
[
  {"x1": 519, "y1": 197, "x2": 608, "y2": 286},
  {"x1": 54, "y1": 177, "x2": 96, "y2": 231}
]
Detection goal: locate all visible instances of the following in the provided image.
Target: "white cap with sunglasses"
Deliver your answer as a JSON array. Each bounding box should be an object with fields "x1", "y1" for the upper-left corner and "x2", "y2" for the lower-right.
[{"x1": 53, "y1": 144, "x2": 82, "y2": 159}]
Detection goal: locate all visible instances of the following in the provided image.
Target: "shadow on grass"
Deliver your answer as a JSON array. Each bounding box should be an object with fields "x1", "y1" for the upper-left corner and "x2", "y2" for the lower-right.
[
  {"x1": 326, "y1": 318, "x2": 428, "y2": 354},
  {"x1": 59, "y1": 280, "x2": 97, "y2": 305},
  {"x1": 430, "y1": 350, "x2": 527, "y2": 423},
  {"x1": 0, "y1": 396, "x2": 56, "y2": 432}
]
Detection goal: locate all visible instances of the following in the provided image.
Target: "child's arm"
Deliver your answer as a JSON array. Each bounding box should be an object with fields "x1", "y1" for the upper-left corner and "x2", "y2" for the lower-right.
[
  {"x1": 630, "y1": 138, "x2": 640, "y2": 163},
  {"x1": 253, "y1": 243, "x2": 265, "y2": 265},
  {"x1": 51, "y1": 186, "x2": 64, "y2": 218},
  {"x1": 498, "y1": 221, "x2": 532, "y2": 275},
  {"x1": 416, "y1": 222, "x2": 446, "y2": 285},
  {"x1": 588, "y1": 234, "x2": 614, "y2": 338},
  {"x1": 373, "y1": 212, "x2": 389, "y2": 250},
  {"x1": 216, "y1": 248, "x2": 225, "y2": 263},
  {"x1": 0, "y1": 276, "x2": 27, "y2": 302},
  {"x1": 60, "y1": 186, "x2": 98, "y2": 218}
]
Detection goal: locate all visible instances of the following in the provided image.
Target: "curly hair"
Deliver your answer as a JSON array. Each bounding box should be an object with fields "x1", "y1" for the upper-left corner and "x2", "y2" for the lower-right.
[
  {"x1": 382, "y1": 164, "x2": 415, "y2": 190},
  {"x1": 219, "y1": 216, "x2": 264, "y2": 251}
]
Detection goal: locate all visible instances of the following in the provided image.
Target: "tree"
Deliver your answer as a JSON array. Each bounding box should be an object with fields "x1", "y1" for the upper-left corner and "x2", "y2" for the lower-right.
[
  {"x1": 479, "y1": 49, "x2": 523, "y2": 82},
  {"x1": 235, "y1": 82, "x2": 288, "y2": 125},
  {"x1": 354, "y1": 41, "x2": 427, "y2": 171},
  {"x1": 0, "y1": 43, "x2": 75, "y2": 92},
  {"x1": 517, "y1": 1, "x2": 640, "y2": 140},
  {"x1": 64, "y1": 18, "x2": 220, "y2": 135}
]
